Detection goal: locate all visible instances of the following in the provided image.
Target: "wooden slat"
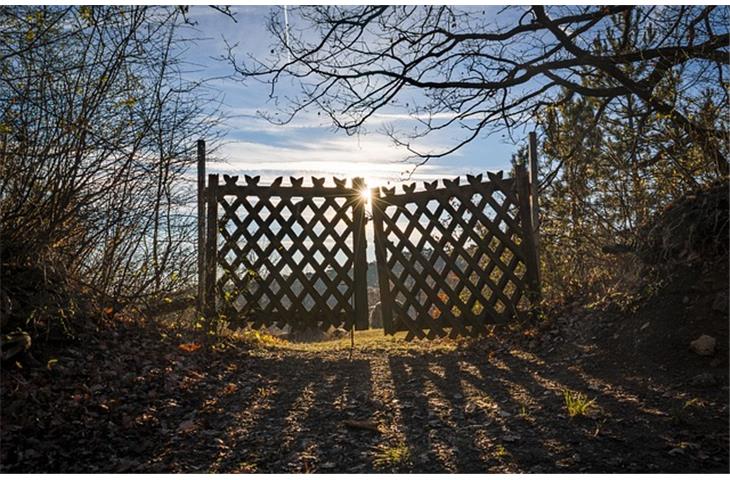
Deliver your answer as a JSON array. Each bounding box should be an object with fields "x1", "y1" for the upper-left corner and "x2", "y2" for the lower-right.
[
  {"x1": 516, "y1": 165, "x2": 541, "y2": 305},
  {"x1": 204, "y1": 174, "x2": 219, "y2": 326},
  {"x1": 352, "y1": 177, "x2": 369, "y2": 330},
  {"x1": 197, "y1": 140, "x2": 206, "y2": 316}
]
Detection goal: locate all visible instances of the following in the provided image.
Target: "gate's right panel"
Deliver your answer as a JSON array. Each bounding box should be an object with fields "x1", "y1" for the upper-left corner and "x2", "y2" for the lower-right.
[{"x1": 371, "y1": 172, "x2": 531, "y2": 340}]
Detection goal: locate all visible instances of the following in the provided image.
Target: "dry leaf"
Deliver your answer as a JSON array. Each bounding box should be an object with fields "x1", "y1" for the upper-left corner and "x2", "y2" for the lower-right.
[{"x1": 178, "y1": 342, "x2": 201, "y2": 353}]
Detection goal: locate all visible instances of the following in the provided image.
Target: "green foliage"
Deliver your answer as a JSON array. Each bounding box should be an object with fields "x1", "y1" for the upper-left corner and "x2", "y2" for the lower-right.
[
  {"x1": 563, "y1": 389, "x2": 596, "y2": 418},
  {"x1": 538, "y1": 85, "x2": 725, "y2": 303}
]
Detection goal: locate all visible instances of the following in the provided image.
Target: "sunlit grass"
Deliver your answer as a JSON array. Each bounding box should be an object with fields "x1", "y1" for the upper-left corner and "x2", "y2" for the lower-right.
[
  {"x1": 563, "y1": 389, "x2": 596, "y2": 417},
  {"x1": 493, "y1": 444, "x2": 508, "y2": 458},
  {"x1": 372, "y1": 442, "x2": 412, "y2": 470},
  {"x1": 229, "y1": 328, "x2": 288, "y2": 347},
  {"x1": 277, "y1": 328, "x2": 463, "y2": 353}
]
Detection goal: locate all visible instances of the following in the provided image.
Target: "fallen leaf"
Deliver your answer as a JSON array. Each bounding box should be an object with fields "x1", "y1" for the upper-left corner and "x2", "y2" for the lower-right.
[{"x1": 178, "y1": 343, "x2": 201, "y2": 353}]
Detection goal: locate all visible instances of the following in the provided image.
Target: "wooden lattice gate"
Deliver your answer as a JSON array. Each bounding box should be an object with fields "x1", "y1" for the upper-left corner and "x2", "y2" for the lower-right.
[
  {"x1": 370, "y1": 168, "x2": 540, "y2": 340},
  {"x1": 197, "y1": 136, "x2": 540, "y2": 340},
  {"x1": 200, "y1": 173, "x2": 369, "y2": 332}
]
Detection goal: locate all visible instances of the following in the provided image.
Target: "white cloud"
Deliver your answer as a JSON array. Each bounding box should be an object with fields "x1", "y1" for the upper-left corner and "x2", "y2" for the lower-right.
[{"x1": 210, "y1": 136, "x2": 461, "y2": 187}]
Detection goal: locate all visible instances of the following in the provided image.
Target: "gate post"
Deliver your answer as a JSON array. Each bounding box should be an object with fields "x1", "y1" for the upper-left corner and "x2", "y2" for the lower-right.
[
  {"x1": 196, "y1": 139, "x2": 206, "y2": 317},
  {"x1": 352, "y1": 177, "x2": 369, "y2": 330},
  {"x1": 516, "y1": 164, "x2": 541, "y2": 305},
  {"x1": 204, "y1": 174, "x2": 219, "y2": 330},
  {"x1": 528, "y1": 132, "x2": 540, "y2": 235},
  {"x1": 370, "y1": 187, "x2": 395, "y2": 334},
  {"x1": 527, "y1": 132, "x2": 541, "y2": 290}
]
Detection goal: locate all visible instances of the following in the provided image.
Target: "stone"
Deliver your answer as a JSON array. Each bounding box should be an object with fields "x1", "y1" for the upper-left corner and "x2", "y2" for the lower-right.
[{"x1": 690, "y1": 334, "x2": 716, "y2": 356}]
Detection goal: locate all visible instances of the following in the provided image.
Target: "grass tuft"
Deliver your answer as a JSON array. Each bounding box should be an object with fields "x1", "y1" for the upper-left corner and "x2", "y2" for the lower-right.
[
  {"x1": 563, "y1": 389, "x2": 596, "y2": 417},
  {"x1": 372, "y1": 442, "x2": 412, "y2": 470}
]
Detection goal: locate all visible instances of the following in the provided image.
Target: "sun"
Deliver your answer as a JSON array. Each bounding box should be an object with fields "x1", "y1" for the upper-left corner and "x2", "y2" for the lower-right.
[{"x1": 359, "y1": 188, "x2": 371, "y2": 202}]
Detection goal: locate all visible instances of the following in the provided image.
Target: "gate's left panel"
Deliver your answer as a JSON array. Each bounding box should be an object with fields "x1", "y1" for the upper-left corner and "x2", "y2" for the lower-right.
[{"x1": 210, "y1": 175, "x2": 367, "y2": 332}]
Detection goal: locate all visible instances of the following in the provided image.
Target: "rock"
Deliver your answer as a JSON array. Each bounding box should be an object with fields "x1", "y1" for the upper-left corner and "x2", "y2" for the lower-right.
[
  {"x1": 712, "y1": 293, "x2": 728, "y2": 313},
  {"x1": 689, "y1": 373, "x2": 717, "y2": 387},
  {"x1": 689, "y1": 334, "x2": 716, "y2": 356}
]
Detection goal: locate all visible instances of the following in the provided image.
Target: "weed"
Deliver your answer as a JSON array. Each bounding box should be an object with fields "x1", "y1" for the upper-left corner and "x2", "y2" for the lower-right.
[
  {"x1": 372, "y1": 442, "x2": 412, "y2": 470},
  {"x1": 684, "y1": 397, "x2": 705, "y2": 409},
  {"x1": 563, "y1": 389, "x2": 596, "y2": 417},
  {"x1": 493, "y1": 444, "x2": 508, "y2": 458},
  {"x1": 234, "y1": 461, "x2": 257, "y2": 473},
  {"x1": 256, "y1": 386, "x2": 274, "y2": 398}
]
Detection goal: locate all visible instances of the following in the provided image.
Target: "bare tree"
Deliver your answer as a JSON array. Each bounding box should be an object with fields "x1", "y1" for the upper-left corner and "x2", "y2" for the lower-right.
[
  {"x1": 0, "y1": 6, "x2": 223, "y2": 310},
  {"x1": 227, "y1": 5, "x2": 728, "y2": 174}
]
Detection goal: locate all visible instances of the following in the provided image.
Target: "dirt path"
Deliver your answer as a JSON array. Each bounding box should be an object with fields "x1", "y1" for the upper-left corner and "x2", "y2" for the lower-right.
[{"x1": 1, "y1": 325, "x2": 728, "y2": 473}]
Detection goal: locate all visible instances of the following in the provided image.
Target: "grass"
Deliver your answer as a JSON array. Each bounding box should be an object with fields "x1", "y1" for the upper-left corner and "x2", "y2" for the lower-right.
[
  {"x1": 493, "y1": 444, "x2": 508, "y2": 458},
  {"x1": 161, "y1": 308, "x2": 471, "y2": 354},
  {"x1": 372, "y1": 442, "x2": 412, "y2": 470},
  {"x1": 562, "y1": 389, "x2": 596, "y2": 417},
  {"x1": 230, "y1": 328, "x2": 287, "y2": 347},
  {"x1": 266, "y1": 328, "x2": 463, "y2": 353}
]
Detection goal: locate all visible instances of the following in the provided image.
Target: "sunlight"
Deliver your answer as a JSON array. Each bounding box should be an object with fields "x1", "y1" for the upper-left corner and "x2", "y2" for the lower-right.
[{"x1": 359, "y1": 187, "x2": 371, "y2": 202}]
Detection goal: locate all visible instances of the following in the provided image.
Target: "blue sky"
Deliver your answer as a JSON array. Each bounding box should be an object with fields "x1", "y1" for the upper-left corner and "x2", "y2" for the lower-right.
[{"x1": 181, "y1": 5, "x2": 526, "y2": 188}]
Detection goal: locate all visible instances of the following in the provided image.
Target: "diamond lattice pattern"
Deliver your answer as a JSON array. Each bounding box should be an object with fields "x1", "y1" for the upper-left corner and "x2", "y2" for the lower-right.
[
  {"x1": 373, "y1": 175, "x2": 529, "y2": 340},
  {"x1": 216, "y1": 188, "x2": 360, "y2": 332}
]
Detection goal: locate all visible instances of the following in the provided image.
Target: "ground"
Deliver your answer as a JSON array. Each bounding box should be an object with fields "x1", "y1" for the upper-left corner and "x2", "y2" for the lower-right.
[{"x1": 1, "y1": 315, "x2": 727, "y2": 473}]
